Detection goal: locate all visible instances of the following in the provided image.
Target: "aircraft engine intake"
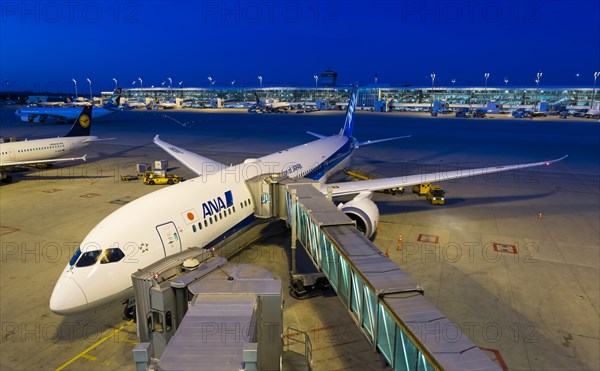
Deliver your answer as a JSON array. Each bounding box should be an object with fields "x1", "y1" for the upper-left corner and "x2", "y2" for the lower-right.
[{"x1": 338, "y1": 192, "x2": 379, "y2": 239}]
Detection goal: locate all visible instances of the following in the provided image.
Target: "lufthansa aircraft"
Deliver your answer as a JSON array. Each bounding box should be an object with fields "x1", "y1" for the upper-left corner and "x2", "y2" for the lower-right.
[
  {"x1": 50, "y1": 87, "x2": 567, "y2": 315},
  {"x1": 14, "y1": 89, "x2": 121, "y2": 124},
  {"x1": 0, "y1": 105, "x2": 103, "y2": 183}
]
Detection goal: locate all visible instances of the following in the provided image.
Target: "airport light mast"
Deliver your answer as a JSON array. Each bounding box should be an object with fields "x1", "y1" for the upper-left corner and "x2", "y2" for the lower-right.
[
  {"x1": 535, "y1": 71, "x2": 542, "y2": 107},
  {"x1": 451, "y1": 78, "x2": 456, "y2": 86},
  {"x1": 592, "y1": 72, "x2": 600, "y2": 106},
  {"x1": 72, "y1": 78, "x2": 78, "y2": 98},
  {"x1": 430, "y1": 73, "x2": 435, "y2": 107},
  {"x1": 138, "y1": 77, "x2": 143, "y2": 93},
  {"x1": 258, "y1": 75, "x2": 263, "y2": 88},
  {"x1": 504, "y1": 77, "x2": 512, "y2": 112},
  {"x1": 374, "y1": 74, "x2": 378, "y2": 84},
  {"x1": 484, "y1": 72, "x2": 490, "y2": 105},
  {"x1": 167, "y1": 77, "x2": 172, "y2": 96},
  {"x1": 112, "y1": 78, "x2": 118, "y2": 90},
  {"x1": 86, "y1": 78, "x2": 92, "y2": 100},
  {"x1": 314, "y1": 74, "x2": 318, "y2": 101}
]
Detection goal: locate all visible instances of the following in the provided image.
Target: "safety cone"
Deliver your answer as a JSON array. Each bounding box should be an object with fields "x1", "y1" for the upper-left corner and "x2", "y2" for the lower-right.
[
  {"x1": 385, "y1": 247, "x2": 389, "y2": 257},
  {"x1": 396, "y1": 234, "x2": 403, "y2": 251}
]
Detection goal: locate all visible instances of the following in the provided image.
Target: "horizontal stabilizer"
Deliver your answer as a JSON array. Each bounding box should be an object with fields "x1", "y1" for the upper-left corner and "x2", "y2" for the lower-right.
[
  {"x1": 306, "y1": 131, "x2": 327, "y2": 139},
  {"x1": 357, "y1": 135, "x2": 411, "y2": 147}
]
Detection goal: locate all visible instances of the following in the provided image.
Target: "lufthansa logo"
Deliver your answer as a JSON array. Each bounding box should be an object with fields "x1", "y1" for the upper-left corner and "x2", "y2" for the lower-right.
[{"x1": 79, "y1": 114, "x2": 91, "y2": 128}]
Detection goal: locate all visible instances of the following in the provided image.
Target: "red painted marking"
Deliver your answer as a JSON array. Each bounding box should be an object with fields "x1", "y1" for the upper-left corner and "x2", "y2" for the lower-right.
[
  {"x1": 479, "y1": 347, "x2": 509, "y2": 371},
  {"x1": 493, "y1": 242, "x2": 518, "y2": 254},
  {"x1": 0, "y1": 226, "x2": 21, "y2": 236},
  {"x1": 187, "y1": 212, "x2": 194, "y2": 220},
  {"x1": 417, "y1": 234, "x2": 439, "y2": 244}
]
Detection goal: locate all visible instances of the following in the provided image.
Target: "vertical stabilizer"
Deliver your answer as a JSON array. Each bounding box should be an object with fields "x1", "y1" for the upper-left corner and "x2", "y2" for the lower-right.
[
  {"x1": 104, "y1": 88, "x2": 122, "y2": 109},
  {"x1": 65, "y1": 106, "x2": 92, "y2": 137},
  {"x1": 340, "y1": 85, "x2": 358, "y2": 137}
]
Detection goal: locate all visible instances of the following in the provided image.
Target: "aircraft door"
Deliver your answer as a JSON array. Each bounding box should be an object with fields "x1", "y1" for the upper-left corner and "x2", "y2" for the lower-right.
[
  {"x1": 8, "y1": 148, "x2": 16, "y2": 161},
  {"x1": 155, "y1": 222, "x2": 182, "y2": 257}
]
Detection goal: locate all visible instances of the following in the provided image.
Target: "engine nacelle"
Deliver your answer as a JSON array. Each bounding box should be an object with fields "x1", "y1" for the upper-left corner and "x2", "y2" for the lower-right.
[
  {"x1": 20, "y1": 115, "x2": 44, "y2": 123},
  {"x1": 338, "y1": 192, "x2": 380, "y2": 239}
]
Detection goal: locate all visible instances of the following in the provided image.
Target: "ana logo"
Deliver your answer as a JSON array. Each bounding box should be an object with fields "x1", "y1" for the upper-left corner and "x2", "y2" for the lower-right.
[
  {"x1": 79, "y1": 114, "x2": 91, "y2": 128},
  {"x1": 202, "y1": 190, "x2": 234, "y2": 218}
]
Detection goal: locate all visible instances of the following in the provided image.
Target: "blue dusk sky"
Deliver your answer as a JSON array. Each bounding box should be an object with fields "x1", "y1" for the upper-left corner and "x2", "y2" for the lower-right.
[{"x1": 1, "y1": 0, "x2": 599, "y2": 93}]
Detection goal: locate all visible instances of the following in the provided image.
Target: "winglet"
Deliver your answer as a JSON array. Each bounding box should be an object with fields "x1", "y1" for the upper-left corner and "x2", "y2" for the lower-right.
[
  {"x1": 82, "y1": 154, "x2": 87, "y2": 162},
  {"x1": 545, "y1": 154, "x2": 568, "y2": 165}
]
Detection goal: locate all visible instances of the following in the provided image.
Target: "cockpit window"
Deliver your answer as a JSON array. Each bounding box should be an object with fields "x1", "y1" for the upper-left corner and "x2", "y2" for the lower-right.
[
  {"x1": 100, "y1": 248, "x2": 125, "y2": 264},
  {"x1": 69, "y1": 247, "x2": 82, "y2": 266},
  {"x1": 75, "y1": 250, "x2": 102, "y2": 267}
]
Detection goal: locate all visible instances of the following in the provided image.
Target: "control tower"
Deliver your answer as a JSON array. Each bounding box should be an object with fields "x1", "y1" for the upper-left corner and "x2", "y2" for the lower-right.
[{"x1": 320, "y1": 69, "x2": 338, "y2": 86}]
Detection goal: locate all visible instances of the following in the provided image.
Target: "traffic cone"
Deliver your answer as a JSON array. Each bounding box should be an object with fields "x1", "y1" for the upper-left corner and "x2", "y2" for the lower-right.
[
  {"x1": 385, "y1": 247, "x2": 389, "y2": 257},
  {"x1": 396, "y1": 234, "x2": 403, "y2": 251}
]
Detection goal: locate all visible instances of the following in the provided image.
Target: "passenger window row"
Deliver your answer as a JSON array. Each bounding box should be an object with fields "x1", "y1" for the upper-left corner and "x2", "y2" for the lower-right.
[
  {"x1": 190, "y1": 197, "x2": 251, "y2": 234},
  {"x1": 16, "y1": 144, "x2": 64, "y2": 153}
]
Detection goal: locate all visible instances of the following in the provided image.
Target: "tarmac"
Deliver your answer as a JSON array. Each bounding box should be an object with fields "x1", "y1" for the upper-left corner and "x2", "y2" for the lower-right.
[{"x1": 0, "y1": 107, "x2": 598, "y2": 370}]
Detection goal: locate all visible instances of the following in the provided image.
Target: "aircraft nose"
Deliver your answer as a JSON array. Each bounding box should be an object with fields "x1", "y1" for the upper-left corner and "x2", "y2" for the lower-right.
[{"x1": 49, "y1": 277, "x2": 88, "y2": 315}]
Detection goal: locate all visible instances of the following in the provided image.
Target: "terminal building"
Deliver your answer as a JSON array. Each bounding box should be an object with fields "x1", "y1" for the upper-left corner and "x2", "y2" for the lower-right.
[{"x1": 103, "y1": 85, "x2": 599, "y2": 112}]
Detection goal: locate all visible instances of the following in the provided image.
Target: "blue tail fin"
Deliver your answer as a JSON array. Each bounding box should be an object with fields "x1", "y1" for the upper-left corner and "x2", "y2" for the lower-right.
[
  {"x1": 104, "y1": 88, "x2": 122, "y2": 110},
  {"x1": 65, "y1": 106, "x2": 92, "y2": 137},
  {"x1": 340, "y1": 85, "x2": 358, "y2": 137}
]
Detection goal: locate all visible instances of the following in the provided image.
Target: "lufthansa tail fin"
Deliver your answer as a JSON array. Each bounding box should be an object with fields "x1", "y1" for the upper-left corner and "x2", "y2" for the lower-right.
[
  {"x1": 104, "y1": 88, "x2": 122, "y2": 110},
  {"x1": 65, "y1": 106, "x2": 92, "y2": 137},
  {"x1": 339, "y1": 85, "x2": 358, "y2": 137}
]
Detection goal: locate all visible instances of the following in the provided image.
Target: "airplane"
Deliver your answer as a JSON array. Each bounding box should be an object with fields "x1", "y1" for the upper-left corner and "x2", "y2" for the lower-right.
[
  {"x1": 248, "y1": 92, "x2": 291, "y2": 113},
  {"x1": 14, "y1": 88, "x2": 121, "y2": 124},
  {"x1": 0, "y1": 105, "x2": 103, "y2": 183},
  {"x1": 154, "y1": 98, "x2": 180, "y2": 109},
  {"x1": 49, "y1": 86, "x2": 567, "y2": 316},
  {"x1": 585, "y1": 103, "x2": 600, "y2": 118}
]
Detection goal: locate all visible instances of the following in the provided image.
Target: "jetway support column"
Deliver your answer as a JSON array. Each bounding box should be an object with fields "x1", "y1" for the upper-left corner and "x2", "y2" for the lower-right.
[{"x1": 290, "y1": 187, "x2": 297, "y2": 275}]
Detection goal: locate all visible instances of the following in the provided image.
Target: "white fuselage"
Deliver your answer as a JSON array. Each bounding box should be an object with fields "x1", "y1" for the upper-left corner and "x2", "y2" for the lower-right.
[
  {"x1": 50, "y1": 135, "x2": 356, "y2": 314},
  {"x1": 15, "y1": 106, "x2": 114, "y2": 122},
  {"x1": 0, "y1": 136, "x2": 96, "y2": 166}
]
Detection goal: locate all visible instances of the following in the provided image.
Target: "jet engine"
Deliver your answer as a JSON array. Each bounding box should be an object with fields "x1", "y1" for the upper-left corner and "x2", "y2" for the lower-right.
[
  {"x1": 338, "y1": 192, "x2": 379, "y2": 239},
  {"x1": 20, "y1": 115, "x2": 44, "y2": 123}
]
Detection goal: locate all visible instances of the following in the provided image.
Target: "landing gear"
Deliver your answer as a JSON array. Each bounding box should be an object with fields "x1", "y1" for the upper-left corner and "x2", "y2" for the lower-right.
[
  {"x1": 123, "y1": 298, "x2": 136, "y2": 321},
  {"x1": 0, "y1": 175, "x2": 12, "y2": 184}
]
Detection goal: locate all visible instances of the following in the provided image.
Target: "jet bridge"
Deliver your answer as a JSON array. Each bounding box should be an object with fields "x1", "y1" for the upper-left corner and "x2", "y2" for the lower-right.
[
  {"x1": 131, "y1": 248, "x2": 282, "y2": 371},
  {"x1": 251, "y1": 174, "x2": 500, "y2": 370}
]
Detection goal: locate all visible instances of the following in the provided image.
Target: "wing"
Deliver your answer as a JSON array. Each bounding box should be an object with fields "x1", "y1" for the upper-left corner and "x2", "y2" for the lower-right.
[
  {"x1": 1, "y1": 155, "x2": 87, "y2": 168},
  {"x1": 320, "y1": 155, "x2": 568, "y2": 196},
  {"x1": 153, "y1": 135, "x2": 226, "y2": 176}
]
